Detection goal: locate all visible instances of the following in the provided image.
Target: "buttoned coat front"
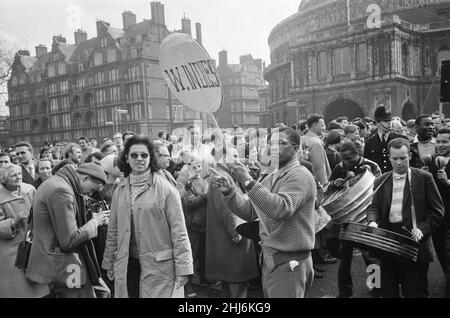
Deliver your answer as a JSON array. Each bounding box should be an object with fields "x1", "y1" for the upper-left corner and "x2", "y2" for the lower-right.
[
  {"x1": 0, "y1": 183, "x2": 49, "y2": 298},
  {"x1": 102, "y1": 173, "x2": 193, "y2": 298}
]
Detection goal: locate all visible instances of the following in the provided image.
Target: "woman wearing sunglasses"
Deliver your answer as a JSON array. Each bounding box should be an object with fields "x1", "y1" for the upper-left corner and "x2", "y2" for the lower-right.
[{"x1": 102, "y1": 135, "x2": 193, "y2": 298}]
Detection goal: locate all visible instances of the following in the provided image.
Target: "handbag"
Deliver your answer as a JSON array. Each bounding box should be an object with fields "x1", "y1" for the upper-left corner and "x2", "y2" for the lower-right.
[{"x1": 15, "y1": 208, "x2": 33, "y2": 270}]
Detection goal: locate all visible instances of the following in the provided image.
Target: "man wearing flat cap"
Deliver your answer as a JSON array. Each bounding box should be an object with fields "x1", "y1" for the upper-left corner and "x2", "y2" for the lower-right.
[
  {"x1": 26, "y1": 163, "x2": 111, "y2": 298},
  {"x1": 364, "y1": 106, "x2": 407, "y2": 174}
]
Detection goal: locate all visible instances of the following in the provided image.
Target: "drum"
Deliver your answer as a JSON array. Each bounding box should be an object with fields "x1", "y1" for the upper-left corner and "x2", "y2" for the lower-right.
[
  {"x1": 339, "y1": 223, "x2": 420, "y2": 262},
  {"x1": 322, "y1": 169, "x2": 375, "y2": 224}
]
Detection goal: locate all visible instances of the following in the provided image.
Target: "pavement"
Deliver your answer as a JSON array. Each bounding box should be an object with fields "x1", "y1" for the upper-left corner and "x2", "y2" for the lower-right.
[{"x1": 191, "y1": 254, "x2": 447, "y2": 298}]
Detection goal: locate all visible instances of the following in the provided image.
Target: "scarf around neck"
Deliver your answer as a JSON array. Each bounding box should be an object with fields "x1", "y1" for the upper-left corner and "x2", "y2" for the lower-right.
[{"x1": 56, "y1": 165, "x2": 101, "y2": 285}]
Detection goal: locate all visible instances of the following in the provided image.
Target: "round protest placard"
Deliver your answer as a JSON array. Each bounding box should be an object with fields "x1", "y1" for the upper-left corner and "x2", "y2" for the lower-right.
[{"x1": 160, "y1": 32, "x2": 223, "y2": 113}]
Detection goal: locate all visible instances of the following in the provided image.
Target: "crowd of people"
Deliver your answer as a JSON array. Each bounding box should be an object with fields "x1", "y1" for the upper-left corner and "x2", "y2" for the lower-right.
[{"x1": 0, "y1": 106, "x2": 449, "y2": 298}]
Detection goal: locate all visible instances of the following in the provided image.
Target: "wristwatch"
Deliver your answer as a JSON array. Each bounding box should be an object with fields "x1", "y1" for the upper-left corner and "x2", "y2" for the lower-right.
[{"x1": 244, "y1": 179, "x2": 256, "y2": 191}]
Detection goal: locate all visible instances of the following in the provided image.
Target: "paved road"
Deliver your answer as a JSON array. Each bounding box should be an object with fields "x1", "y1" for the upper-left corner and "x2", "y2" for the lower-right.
[{"x1": 193, "y1": 255, "x2": 446, "y2": 298}]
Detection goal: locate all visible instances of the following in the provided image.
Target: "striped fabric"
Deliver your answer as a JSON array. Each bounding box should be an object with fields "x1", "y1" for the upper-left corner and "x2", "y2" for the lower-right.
[
  {"x1": 389, "y1": 173, "x2": 406, "y2": 224},
  {"x1": 247, "y1": 158, "x2": 317, "y2": 256}
]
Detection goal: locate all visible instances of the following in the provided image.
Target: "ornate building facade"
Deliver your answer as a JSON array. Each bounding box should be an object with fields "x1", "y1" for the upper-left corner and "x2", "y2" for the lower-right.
[
  {"x1": 264, "y1": 0, "x2": 450, "y2": 126},
  {"x1": 215, "y1": 50, "x2": 267, "y2": 129},
  {"x1": 7, "y1": 2, "x2": 203, "y2": 147}
]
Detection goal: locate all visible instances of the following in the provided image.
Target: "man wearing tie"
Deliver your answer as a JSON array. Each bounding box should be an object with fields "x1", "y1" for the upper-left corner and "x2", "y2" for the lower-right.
[
  {"x1": 14, "y1": 142, "x2": 36, "y2": 185},
  {"x1": 364, "y1": 106, "x2": 407, "y2": 174},
  {"x1": 367, "y1": 138, "x2": 444, "y2": 297}
]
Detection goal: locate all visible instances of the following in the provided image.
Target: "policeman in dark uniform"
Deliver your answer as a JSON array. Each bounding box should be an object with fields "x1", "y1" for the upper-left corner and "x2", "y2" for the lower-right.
[{"x1": 364, "y1": 106, "x2": 407, "y2": 174}]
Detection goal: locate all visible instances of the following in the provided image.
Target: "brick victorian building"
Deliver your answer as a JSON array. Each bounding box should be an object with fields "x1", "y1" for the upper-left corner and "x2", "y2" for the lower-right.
[
  {"x1": 264, "y1": 0, "x2": 450, "y2": 126},
  {"x1": 215, "y1": 50, "x2": 267, "y2": 129},
  {"x1": 7, "y1": 2, "x2": 204, "y2": 147}
]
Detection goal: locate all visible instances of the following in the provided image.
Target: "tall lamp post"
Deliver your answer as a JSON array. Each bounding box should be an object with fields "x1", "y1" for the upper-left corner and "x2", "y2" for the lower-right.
[
  {"x1": 167, "y1": 85, "x2": 174, "y2": 134},
  {"x1": 105, "y1": 108, "x2": 128, "y2": 136}
]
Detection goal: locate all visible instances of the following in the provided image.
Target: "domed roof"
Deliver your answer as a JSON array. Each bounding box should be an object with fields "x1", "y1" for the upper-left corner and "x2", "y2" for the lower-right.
[{"x1": 298, "y1": 0, "x2": 337, "y2": 12}]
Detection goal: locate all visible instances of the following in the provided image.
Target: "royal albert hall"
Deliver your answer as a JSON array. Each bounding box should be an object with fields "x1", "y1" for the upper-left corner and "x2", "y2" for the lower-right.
[{"x1": 263, "y1": 0, "x2": 450, "y2": 126}]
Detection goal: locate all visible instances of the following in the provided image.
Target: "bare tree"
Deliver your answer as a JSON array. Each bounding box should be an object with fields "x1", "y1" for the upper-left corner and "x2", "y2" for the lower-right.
[{"x1": 0, "y1": 38, "x2": 14, "y2": 111}]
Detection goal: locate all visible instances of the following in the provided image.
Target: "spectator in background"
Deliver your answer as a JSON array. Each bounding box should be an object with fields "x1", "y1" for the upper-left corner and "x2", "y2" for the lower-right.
[
  {"x1": 113, "y1": 133, "x2": 123, "y2": 152},
  {"x1": 298, "y1": 120, "x2": 309, "y2": 136},
  {"x1": 335, "y1": 117, "x2": 349, "y2": 129},
  {"x1": 325, "y1": 130, "x2": 343, "y2": 172},
  {"x1": 90, "y1": 139, "x2": 98, "y2": 149},
  {"x1": 158, "y1": 131, "x2": 168, "y2": 145},
  {"x1": 64, "y1": 143, "x2": 82, "y2": 166},
  {"x1": 78, "y1": 137, "x2": 94, "y2": 164},
  {"x1": 7, "y1": 148, "x2": 19, "y2": 165},
  {"x1": 406, "y1": 119, "x2": 417, "y2": 142},
  {"x1": 444, "y1": 118, "x2": 450, "y2": 130},
  {"x1": 51, "y1": 141, "x2": 63, "y2": 161},
  {"x1": 328, "y1": 121, "x2": 342, "y2": 131},
  {"x1": 33, "y1": 158, "x2": 54, "y2": 189},
  {"x1": 410, "y1": 115, "x2": 437, "y2": 169},
  {"x1": 343, "y1": 124, "x2": 360, "y2": 143},
  {"x1": 302, "y1": 114, "x2": 331, "y2": 186},
  {"x1": 52, "y1": 143, "x2": 82, "y2": 174},
  {"x1": 392, "y1": 119, "x2": 406, "y2": 137},
  {"x1": 432, "y1": 111, "x2": 445, "y2": 132},
  {"x1": 85, "y1": 152, "x2": 104, "y2": 165},
  {"x1": 155, "y1": 143, "x2": 177, "y2": 187},
  {"x1": 122, "y1": 131, "x2": 135, "y2": 144},
  {"x1": 39, "y1": 146, "x2": 52, "y2": 160},
  {"x1": 0, "y1": 152, "x2": 11, "y2": 167},
  {"x1": 354, "y1": 120, "x2": 371, "y2": 140},
  {"x1": 14, "y1": 142, "x2": 37, "y2": 185},
  {"x1": 179, "y1": 156, "x2": 209, "y2": 296},
  {"x1": 100, "y1": 142, "x2": 118, "y2": 157}
]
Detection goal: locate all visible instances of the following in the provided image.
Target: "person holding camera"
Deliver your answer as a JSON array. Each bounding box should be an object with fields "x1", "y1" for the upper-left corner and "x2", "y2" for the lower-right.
[{"x1": 26, "y1": 163, "x2": 110, "y2": 298}]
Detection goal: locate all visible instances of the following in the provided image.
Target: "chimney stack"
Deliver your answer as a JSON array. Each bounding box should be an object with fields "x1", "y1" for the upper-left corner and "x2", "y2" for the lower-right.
[
  {"x1": 181, "y1": 15, "x2": 192, "y2": 36},
  {"x1": 96, "y1": 20, "x2": 110, "y2": 37},
  {"x1": 18, "y1": 49, "x2": 30, "y2": 56},
  {"x1": 195, "y1": 22, "x2": 202, "y2": 44},
  {"x1": 52, "y1": 35, "x2": 66, "y2": 43},
  {"x1": 151, "y1": 1, "x2": 165, "y2": 25},
  {"x1": 122, "y1": 11, "x2": 137, "y2": 30},
  {"x1": 35, "y1": 45, "x2": 47, "y2": 57},
  {"x1": 74, "y1": 29, "x2": 88, "y2": 46},
  {"x1": 219, "y1": 50, "x2": 228, "y2": 67}
]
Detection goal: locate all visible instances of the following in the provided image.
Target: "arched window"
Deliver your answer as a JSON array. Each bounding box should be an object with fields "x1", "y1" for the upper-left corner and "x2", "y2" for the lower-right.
[{"x1": 402, "y1": 42, "x2": 409, "y2": 76}]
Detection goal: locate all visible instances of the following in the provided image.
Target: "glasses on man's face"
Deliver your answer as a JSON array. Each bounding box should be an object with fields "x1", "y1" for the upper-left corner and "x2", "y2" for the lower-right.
[
  {"x1": 269, "y1": 139, "x2": 295, "y2": 147},
  {"x1": 129, "y1": 153, "x2": 150, "y2": 160}
]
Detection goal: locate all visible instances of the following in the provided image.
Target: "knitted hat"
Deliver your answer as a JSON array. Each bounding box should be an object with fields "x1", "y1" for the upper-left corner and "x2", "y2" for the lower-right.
[{"x1": 76, "y1": 162, "x2": 107, "y2": 184}]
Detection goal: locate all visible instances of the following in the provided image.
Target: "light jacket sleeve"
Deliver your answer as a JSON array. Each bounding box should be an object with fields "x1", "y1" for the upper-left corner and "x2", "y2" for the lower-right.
[
  {"x1": 102, "y1": 187, "x2": 119, "y2": 271},
  {"x1": 165, "y1": 188, "x2": 194, "y2": 277},
  {"x1": 221, "y1": 180, "x2": 258, "y2": 223},
  {"x1": 47, "y1": 188, "x2": 98, "y2": 252},
  {"x1": 0, "y1": 206, "x2": 15, "y2": 239},
  {"x1": 246, "y1": 170, "x2": 312, "y2": 221}
]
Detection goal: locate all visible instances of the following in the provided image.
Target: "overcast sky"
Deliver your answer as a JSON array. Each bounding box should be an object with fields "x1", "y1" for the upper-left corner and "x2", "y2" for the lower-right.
[{"x1": 0, "y1": 0, "x2": 300, "y2": 65}]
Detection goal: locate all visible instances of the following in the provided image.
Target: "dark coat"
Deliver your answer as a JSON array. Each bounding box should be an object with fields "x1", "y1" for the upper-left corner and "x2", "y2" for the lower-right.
[
  {"x1": 21, "y1": 165, "x2": 35, "y2": 185},
  {"x1": 363, "y1": 132, "x2": 407, "y2": 174},
  {"x1": 428, "y1": 157, "x2": 450, "y2": 229},
  {"x1": 366, "y1": 168, "x2": 444, "y2": 263},
  {"x1": 205, "y1": 167, "x2": 259, "y2": 283}
]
